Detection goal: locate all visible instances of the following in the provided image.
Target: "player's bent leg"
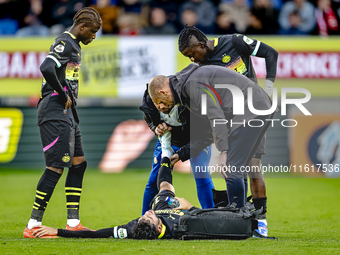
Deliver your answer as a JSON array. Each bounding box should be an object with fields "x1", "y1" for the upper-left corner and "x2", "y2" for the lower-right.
[
  {"x1": 65, "y1": 158, "x2": 91, "y2": 231},
  {"x1": 24, "y1": 167, "x2": 63, "y2": 237},
  {"x1": 142, "y1": 142, "x2": 162, "y2": 215}
]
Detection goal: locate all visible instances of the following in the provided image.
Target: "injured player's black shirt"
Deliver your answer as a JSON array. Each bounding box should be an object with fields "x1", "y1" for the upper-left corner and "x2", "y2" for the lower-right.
[{"x1": 57, "y1": 190, "x2": 185, "y2": 239}]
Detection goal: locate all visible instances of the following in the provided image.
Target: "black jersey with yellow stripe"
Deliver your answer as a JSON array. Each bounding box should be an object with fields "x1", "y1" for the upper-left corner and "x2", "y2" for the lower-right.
[
  {"x1": 203, "y1": 34, "x2": 260, "y2": 83},
  {"x1": 113, "y1": 190, "x2": 183, "y2": 239},
  {"x1": 41, "y1": 31, "x2": 81, "y2": 102}
]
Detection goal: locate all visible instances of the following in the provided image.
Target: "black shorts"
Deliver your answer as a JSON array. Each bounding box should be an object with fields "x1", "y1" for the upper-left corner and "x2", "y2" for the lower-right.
[
  {"x1": 151, "y1": 190, "x2": 175, "y2": 211},
  {"x1": 39, "y1": 120, "x2": 84, "y2": 168}
]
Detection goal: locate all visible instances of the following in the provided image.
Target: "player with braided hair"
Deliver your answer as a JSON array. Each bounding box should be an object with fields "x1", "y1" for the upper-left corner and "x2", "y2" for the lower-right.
[
  {"x1": 23, "y1": 7, "x2": 102, "y2": 238},
  {"x1": 178, "y1": 25, "x2": 279, "y2": 237}
]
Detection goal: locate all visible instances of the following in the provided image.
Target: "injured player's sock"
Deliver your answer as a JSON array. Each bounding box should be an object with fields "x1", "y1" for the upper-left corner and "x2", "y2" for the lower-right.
[
  {"x1": 157, "y1": 157, "x2": 173, "y2": 190},
  {"x1": 161, "y1": 130, "x2": 173, "y2": 158}
]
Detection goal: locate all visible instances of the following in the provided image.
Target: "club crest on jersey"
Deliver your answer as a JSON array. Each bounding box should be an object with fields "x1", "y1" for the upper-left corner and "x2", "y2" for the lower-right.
[
  {"x1": 243, "y1": 36, "x2": 254, "y2": 45},
  {"x1": 222, "y1": 54, "x2": 231, "y2": 63},
  {"x1": 62, "y1": 154, "x2": 71, "y2": 162},
  {"x1": 54, "y1": 44, "x2": 65, "y2": 53}
]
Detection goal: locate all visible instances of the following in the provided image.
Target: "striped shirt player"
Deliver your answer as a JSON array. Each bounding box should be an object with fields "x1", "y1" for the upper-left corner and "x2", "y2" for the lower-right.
[{"x1": 24, "y1": 7, "x2": 102, "y2": 238}]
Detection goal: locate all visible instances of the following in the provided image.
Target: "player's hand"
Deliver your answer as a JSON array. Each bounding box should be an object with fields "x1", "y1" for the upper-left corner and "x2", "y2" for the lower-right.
[
  {"x1": 65, "y1": 95, "x2": 72, "y2": 109},
  {"x1": 217, "y1": 151, "x2": 229, "y2": 180},
  {"x1": 155, "y1": 122, "x2": 172, "y2": 136},
  {"x1": 32, "y1": 225, "x2": 58, "y2": 238},
  {"x1": 174, "y1": 197, "x2": 193, "y2": 210},
  {"x1": 170, "y1": 153, "x2": 180, "y2": 165}
]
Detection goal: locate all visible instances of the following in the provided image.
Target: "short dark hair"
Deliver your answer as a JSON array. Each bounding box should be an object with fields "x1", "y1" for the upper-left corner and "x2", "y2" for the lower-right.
[
  {"x1": 178, "y1": 25, "x2": 208, "y2": 52},
  {"x1": 73, "y1": 7, "x2": 102, "y2": 28},
  {"x1": 132, "y1": 221, "x2": 159, "y2": 239}
]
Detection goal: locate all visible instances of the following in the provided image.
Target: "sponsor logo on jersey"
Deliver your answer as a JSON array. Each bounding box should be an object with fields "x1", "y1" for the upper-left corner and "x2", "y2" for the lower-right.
[
  {"x1": 154, "y1": 157, "x2": 158, "y2": 164},
  {"x1": 54, "y1": 44, "x2": 65, "y2": 53},
  {"x1": 243, "y1": 36, "x2": 254, "y2": 45},
  {"x1": 222, "y1": 54, "x2": 231, "y2": 63}
]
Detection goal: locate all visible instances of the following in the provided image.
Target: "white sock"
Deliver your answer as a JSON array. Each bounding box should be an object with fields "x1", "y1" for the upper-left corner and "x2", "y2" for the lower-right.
[
  {"x1": 67, "y1": 219, "x2": 80, "y2": 227},
  {"x1": 27, "y1": 219, "x2": 42, "y2": 229},
  {"x1": 258, "y1": 219, "x2": 267, "y2": 226},
  {"x1": 162, "y1": 150, "x2": 172, "y2": 158}
]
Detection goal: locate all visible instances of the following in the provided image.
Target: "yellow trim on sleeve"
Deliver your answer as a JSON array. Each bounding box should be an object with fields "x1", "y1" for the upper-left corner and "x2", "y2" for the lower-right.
[
  {"x1": 214, "y1": 38, "x2": 219, "y2": 47},
  {"x1": 158, "y1": 224, "x2": 166, "y2": 239}
]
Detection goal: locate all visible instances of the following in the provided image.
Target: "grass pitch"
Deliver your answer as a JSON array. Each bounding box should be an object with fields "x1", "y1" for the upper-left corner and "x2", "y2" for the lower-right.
[{"x1": 0, "y1": 169, "x2": 339, "y2": 254}]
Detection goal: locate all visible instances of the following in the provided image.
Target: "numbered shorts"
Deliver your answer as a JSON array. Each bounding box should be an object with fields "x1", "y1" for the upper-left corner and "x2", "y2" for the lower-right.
[
  {"x1": 39, "y1": 120, "x2": 84, "y2": 168},
  {"x1": 151, "y1": 190, "x2": 175, "y2": 211}
]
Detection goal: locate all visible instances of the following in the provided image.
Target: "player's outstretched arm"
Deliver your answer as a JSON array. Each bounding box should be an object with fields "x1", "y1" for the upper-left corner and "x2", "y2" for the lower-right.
[
  {"x1": 33, "y1": 225, "x2": 57, "y2": 237},
  {"x1": 33, "y1": 225, "x2": 115, "y2": 238}
]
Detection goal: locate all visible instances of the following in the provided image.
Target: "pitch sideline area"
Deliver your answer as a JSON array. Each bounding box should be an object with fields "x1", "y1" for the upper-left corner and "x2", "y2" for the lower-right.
[{"x1": 0, "y1": 169, "x2": 339, "y2": 254}]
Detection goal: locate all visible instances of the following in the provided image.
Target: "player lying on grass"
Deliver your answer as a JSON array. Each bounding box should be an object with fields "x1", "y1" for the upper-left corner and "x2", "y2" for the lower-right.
[{"x1": 32, "y1": 156, "x2": 196, "y2": 239}]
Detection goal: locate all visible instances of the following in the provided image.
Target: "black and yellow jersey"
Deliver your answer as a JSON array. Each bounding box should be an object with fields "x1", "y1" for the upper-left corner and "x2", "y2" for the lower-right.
[
  {"x1": 56, "y1": 190, "x2": 188, "y2": 239},
  {"x1": 37, "y1": 31, "x2": 81, "y2": 125},
  {"x1": 42, "y1": 31, "x2": 81, "y2": 101},
  {"x1": 203, "y1": 34, "x2": 262, "y2": 83},
  {"x1": 114, "y1": 190, "x2": 184, "y2": 239}
]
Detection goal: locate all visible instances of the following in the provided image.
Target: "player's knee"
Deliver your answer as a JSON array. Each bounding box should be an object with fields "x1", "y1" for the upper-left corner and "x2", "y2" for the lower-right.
[
  {"x1": 72, "y1": 156, "x2": 85, "y2": 166},
  {"x1": 46, "y1": 166, "x2": 64, "y2": 174}
]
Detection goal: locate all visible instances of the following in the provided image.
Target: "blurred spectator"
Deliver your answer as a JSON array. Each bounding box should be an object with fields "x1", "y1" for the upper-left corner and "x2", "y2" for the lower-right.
[
  {"x1": 180, "y1": 8, "x2": 198, "y2": 28},
  {"x1": 214, "y1": 10, "x2": 237, "y2": 34},
  {"x1": 50, "y1": 0, "x2": 88, "y2": 36},
  {"x1": 246, "y1": 0, "x2": 278, "y2": 34},
  {"x1": 16, "y1": 0, "x2": 49, "y2": 36},
  {"x1": 180, "y1": 0, "x2": 216, "y2": 34},
  {"x1": 117, "y1": 13, "x2": 141, "y2": 35},
  {"x1": 219, "y1": 0, "x2": 249, "y2": 33},
  {"x1": 278, "y1": 0, "x2": 316, "y2": 35},
  {"x1": 117, "y1": 0, "x2": 149, "y2": 28},
  {"x1": 220, "y1": 0, "x2": 282, "y2": 10},
  {"x1": 0, "y1": 0, "x2": 30, "y2": 31},
  {"x1": 143, "y1": 7, "x2": 177, "y2": 34},
  {"x1": 149, "y1": 0, "x2": 179, "y2": 25},
  {"x1": 91, "y1": 0, "x2": 119, "y2": 34},
  {"x1": 315, "y1": 0, "x2": 339, "y2": 35}
]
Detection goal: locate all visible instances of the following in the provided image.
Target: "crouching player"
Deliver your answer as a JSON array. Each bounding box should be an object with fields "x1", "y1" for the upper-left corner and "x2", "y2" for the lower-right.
[{"x1": 33, "y1": 157, "x2": 195, "y2": 239}]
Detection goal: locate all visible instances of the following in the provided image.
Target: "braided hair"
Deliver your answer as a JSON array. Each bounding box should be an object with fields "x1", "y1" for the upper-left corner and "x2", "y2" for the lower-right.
[
  {"x1": 178, "y1": 25, "x2": 208, "y2": 52},
  {"x1": 73, "y1": 7, "x2": 102, "y2": 28}
]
